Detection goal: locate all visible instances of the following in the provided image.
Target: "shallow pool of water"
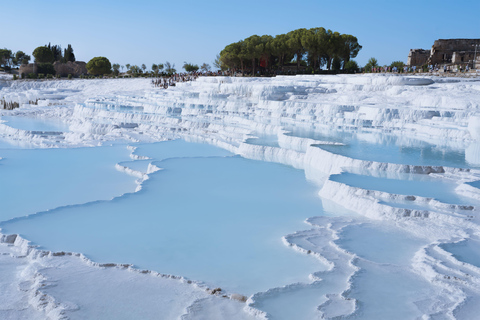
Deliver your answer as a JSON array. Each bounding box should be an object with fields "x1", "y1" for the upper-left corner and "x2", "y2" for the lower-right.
[
  {"x1": 440, "y1": 239, "x2": 480, "y2": 268},
  {"x1": 1, "y1": 115, "x2": 70, "y2": 132},
  {"x1": 1, "y1": 140, "x2": 327, "y2": 295},
  {"x1": 314, "y1": 132, "x2": 472, "y2": 169},
  {"x1": 336, "y1": 223, "x2": 427, "y2": 265},
  {"x1": 0, "y1": 145, "x2": 137, "y2": 221},
  {"x1": 330, "y1": 172, "x2": 478, "y2": 206}
]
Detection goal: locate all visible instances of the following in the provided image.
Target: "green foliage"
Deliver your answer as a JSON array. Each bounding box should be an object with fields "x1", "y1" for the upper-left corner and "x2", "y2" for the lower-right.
[
  {"x1": 68, "y1": 74, "x2": 73, "y2": 79},
  {"x1": 12, "y1": 74, "x2": 17, "y2": 80},
  {"x1": 47, "y1": 74, "x2": 53, "y2": 79},
  {"x1": 86, "y1": 57, "x2": 112, "y2": 75},
  {"x1": 13, "y1": 51, "x2": 30, "y2": 66},
  {"x1": 344, "y1": 60, "x2": 359, "y2": 73},
  {"x1": 390, "y1": 61, "x2": 405, "y2": 69},
  {"x1": 28, "y1": 73, "x2": 37, "y2": 79},
  {"x1": 21, "y1": 72, "x2": 26, "y2": 79},
  {"x1": 364, "y1": 57, "x2": 379, "y2": 72},
  {"x1": 213, "y1": 54, "x2": 222, "y2": 70},
  {"x1": 183, "y1": 62, "x2": 199, "y2": 72},
  {"x1": 46, "y1": 43, "x2": 63, "y2": 62},
  {"x1": 38, "y1": 73, "x2": 44, "y2": 79},
  {"x1": 33, "y1": 46, "x2": 54, "y2": 63},
  {"x1": 63, "y1": 44, "x2": 75, "y2": 62},
  {"x1": 112, "y1": 63, "x2": 120, "y2": 76},
  {"x1": 0, "y1": 48, "x2": 13, "y2": 69},
  {"x1": 200, "y1": 63, "x2": 211, "y2": 72},
  {"x1": 128, "y1": 65, "x2": 141, "y2": 74},
  {"x1": 164, "y1": 61, "x2": 176, "y2": 74},
  {"x1": 217, "y1": 27, "x2": 361, "y2": 73},
  {"x1": 286, "y1": 29, "x2": 307, "y2": 70},
  {"x1": 152, "y1": 63, "x2": 164, "y2": 76},
  {"x1": 141, "y1": 64, "x2": 147, "y2": 73},
  {"x1": 332, "y1": 56, "x2": 342, "y2": 71},
  {"x1": 37, "y1": 62, "x2": 55, "y2": 75}
]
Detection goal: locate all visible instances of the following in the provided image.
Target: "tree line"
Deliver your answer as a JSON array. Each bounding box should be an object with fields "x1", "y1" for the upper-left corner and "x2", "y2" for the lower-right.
[
  {"x1": 0, "y1": 49, "x2": 30, "y2": 70},
  {"x1": 216, "y1": 27, "x2": 362, "y2": 74}
]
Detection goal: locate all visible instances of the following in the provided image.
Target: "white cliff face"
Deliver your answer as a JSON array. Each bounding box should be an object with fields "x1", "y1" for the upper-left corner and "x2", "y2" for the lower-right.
[{"x1": 1, "y1": 74, "x2": 480, "y2": 320}]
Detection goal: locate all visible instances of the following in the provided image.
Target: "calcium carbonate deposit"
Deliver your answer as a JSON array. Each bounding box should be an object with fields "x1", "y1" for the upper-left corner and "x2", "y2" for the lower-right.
[{"x1": 1, "y1": 74, "x2": 480, "y2": 319}]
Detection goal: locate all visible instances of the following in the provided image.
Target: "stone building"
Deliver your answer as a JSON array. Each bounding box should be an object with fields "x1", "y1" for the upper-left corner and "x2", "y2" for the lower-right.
[
  {"x1": 407, "y1": 39, "x2": 480, "y2": 67},
  {"x1": 19, "y1": 61, "x2": 88, "y2": 77},
  {"x1": 407, "y1": 49, "x2": 430, "y2": 67},
  {"x1": 53, "y1": 61, "x2": 88, "y2": 77}
]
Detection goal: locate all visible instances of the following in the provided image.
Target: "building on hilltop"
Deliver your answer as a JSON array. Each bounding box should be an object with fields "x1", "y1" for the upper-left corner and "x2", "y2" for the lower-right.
[{"x1": 408, "y1": 39, "x2": 480, "y2": 68}]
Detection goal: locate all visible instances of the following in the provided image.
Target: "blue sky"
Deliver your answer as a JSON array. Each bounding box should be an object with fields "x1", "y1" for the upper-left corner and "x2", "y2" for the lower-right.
[{"x1": 3, "y1": 0, "x2": 480, "y2": 71}]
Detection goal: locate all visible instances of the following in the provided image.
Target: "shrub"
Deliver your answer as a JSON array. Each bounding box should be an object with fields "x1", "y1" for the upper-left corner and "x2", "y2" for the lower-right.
[
  {"x1": 68, "y1": 74, "x2": 73, "y2": 79},
  {"x1": 86, "y1": 56, "x2": 112, "y2": 75},
  {"x1": 37, "y1": 62, "x2": 55, "y2": 75},
  {"x1": 37, "y1": 73, "x2": 44, "y2": 79},
  {"x1": 47, "y1": 74, "x2": 53, "y2": 79},
  {"x1": 56, "y1": 74, "x2": 61, "y2": 79},
  {"x1": 32, "y1": 46, "x2": 54, "y2": 63},
  {"x1": 28, "y1": 73, "x2": 37, "y2": 79},
  {"x1": 344, "y1": 60, "x2": 359, "y2": 73}
]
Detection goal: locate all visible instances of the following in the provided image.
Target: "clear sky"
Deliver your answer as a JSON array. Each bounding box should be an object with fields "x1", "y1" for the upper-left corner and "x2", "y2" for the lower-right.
[{"x1": 3, "y1": 0, "x2": 480, "y2": 71}]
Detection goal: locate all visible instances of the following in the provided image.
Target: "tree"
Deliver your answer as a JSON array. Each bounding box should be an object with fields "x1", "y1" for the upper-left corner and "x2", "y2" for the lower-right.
[
  {"x1": 213, "y1": 54, "x2": 222, "y2": 70},
  {"x1": 64, "y1": 44, "x2": 75, "y2": 62},
  {"x1": 267, "y1": 33, "x2": 293, "y2": 71},
  {"x1": 46, "y1": 43, "x2": 63, "y2": 62},
  {"x1": 364, "y1": 57, "x2": 379, "y2": 72},
  {"x1": 219, "y1": 41, "x2": 246, "y2": 72},
  {"x1": 141, "y1": 64, "x2": 146, "y2": 73},
  {"x1": 324, "y1": 30, "x2": 343, "y2": 70},
  {"x1": 37, "y1": 63, "x2": 55, "y2": 75},
  {"x1": 200, "y1": 63, "x2": 211, "y2": 72},
  {"x1": 14, "y1": 51, "x2": 30, "y2": 65},
  {"x1": 183, "y1": 62, "x2": 199, "y2": 72},
  {"x1": 244, "y1": 35, "x2": 268, "y2": 75},
  {"x1": 286, "y1": 28, "x2": 307, "y2": 71},
  {"x1": 0, "y1": 49, "x2": 13, "y2": 69},
  {"x1": 129, "y1": 65, "x2": 141, "y2": 74},
  {"x1": 302, "y1": 27, "x2": 328, "y2": 71},
  {"x1": 390, "y1": 61, "x2": 405, "y2": 68},
  {"x1": 216, "y1": 27, "x2": 362, "y2": 74},
  {"x1": 165, "y1": 61, "x2": 176, "y2": 74},
  {"x1": 344, "y1": 60, "x2": 359, "y2": 73},
  {"x1": 151, "y1": 63, "x2": 164, "y2": 76},
  {"x1": 332, "y1": 56, "x2": 342, "y2": 71},
  {"x1": 338, "y1": 34, "x2": 361, "y2": 67},
  {"x1": 112, "y1": 63, "x2": 120, "y2": 76},
  {"x1": 125, "y1": 63, "x2": 131, "y2": 71},
  {"x1": 86, "y1": 56, "x2": 112, "y2": 75},
  {"x1": 33, "y1": 46, "x2": 54, "y2": 63}
]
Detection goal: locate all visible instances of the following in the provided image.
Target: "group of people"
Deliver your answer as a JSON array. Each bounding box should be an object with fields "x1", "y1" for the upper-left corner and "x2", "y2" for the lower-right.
[
  {"x1": 370, "y1": 63, "x2": 473, "y2": 74},
  {"x1": 151, "y1": 73, "x2": 199, "y2": 88},
  {"x1": 152, "y1": 71, "x2": 225, "y2": 89}
]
